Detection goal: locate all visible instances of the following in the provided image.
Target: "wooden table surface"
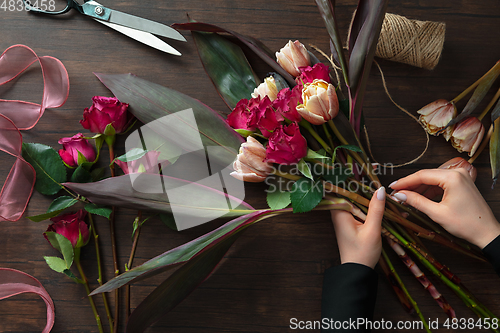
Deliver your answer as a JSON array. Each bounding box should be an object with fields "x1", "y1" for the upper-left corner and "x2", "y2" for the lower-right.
[{"x1": 0, "y1": 0, "x2": 499, "y2": 332}]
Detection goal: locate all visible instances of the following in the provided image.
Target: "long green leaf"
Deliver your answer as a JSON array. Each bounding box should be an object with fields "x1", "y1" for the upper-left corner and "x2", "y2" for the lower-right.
[
  {"x1": 89, "y1": 210, "x2": 272, "y2": 296},
  {"x1": 94, "y1": 73, "x2": 244, "y2": 167},
  {"x1": 65, "y1": 174, "x2": 254, "y2": 223},
  {"x1": 126, "y1": 233, "x2": 240, "y2": 333},
  {"x1": 491, "y1": 118, "x2": 500, "y2": 188},
  {"x1": 192, "y1": 30, "x2": 257, "y2": 109}
]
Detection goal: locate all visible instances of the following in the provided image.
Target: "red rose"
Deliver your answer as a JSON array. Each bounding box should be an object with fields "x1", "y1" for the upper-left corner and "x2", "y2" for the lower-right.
[
  {"x1": 44, "y1": 210, "x2": 90, "y2": 249},
  {"x1": 248, "y1": 96, "x2": 280, "y2": 138},
  {"x1": 58, "y1": 133, "x2": 96, "y2": 167},
  {"x1": 265, "y1": 123, "x2": 307, "y2": 164},
  {"x1": 273, "y1": 86, "x2": 302, "y2": 122},
  {"x1": 226, "y1": 97, "x2": 261, "y2": 131},
  {"x1": 297, "y1": 63, "x2": 330, "y2": 84},
  {"x1": 80, "y1": 96, "x2": 133, "y2": 134}
]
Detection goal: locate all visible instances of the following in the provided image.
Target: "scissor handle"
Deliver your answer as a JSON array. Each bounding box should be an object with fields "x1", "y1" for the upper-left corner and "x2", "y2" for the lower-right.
[{"x1": 23, "y1": 0, "x2": 85, "y2": 15}]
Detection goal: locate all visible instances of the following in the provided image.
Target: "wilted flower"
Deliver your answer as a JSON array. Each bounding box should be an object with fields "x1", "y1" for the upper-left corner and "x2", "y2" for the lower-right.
[
  {"x1": 251, "y1": 76, "x2": 278, "y2": 102},
  {"x1": 231, "y1": 136, "x2": 273, "y2": 182},
  {"x1": 58, "y1": 133, "x2": 96, "y2": 168},
  {"x1": 115, "y1": 151, "x2": 162, "y2": 175},
  {"x1": 44, "y1": 210, "x2": 90, "y2": 249},
  {"x1": 80, "y1": 96, "x2": 133, "y2": 135},
  {"x1": 449, "y1": 117, "x2": 485, "y2": 157},
  {"x1": 276, "y1": 40, "x2": 311, "y2": 77},
  {"x1": 439, "y1": 157, "x2": 477, "y2": 181},
  {"x1": 417, "y1": 99, "x2": 457, "y2": 139},
  {"x1": 296, "y1": 79, "x2": 339, "y2": 125},
  {"x1": 273, "y1": 85, "x2": 302, "y2": 122},
  {"x1": 265, "y1": 123, "x2": 307, "y2": 164},
  {"x1": 297, "y1": 63, "x2": 330, "y2": 84}
]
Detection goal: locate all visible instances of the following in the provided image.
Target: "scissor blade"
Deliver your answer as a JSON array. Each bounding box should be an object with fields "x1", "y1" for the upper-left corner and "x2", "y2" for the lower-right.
[
  {"x1": 108, "y1": 10, "x2": 186, "y2": 42},
  {"x1": 94, "y1": 19, "x2": 181, "y2": 56}
]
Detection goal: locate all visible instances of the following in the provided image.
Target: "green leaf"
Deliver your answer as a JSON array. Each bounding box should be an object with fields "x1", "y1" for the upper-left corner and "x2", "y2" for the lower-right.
[
  {"x1": 266, "y1": 189, "x2": 291, "y2": 210},
  {"x1": 89, "y1": 211, "x2": 270, "y2": 296},
  {"x1": 85, "y1": 203, "x2": 112, "y2": 219},
  {"x1": 332, "y1": 144, "x2": 363, "y2": 162},
  {"x1": 159, "y1": 213, "x2": 178, "y2": 231},
  {"x1": 94, "y1": 73, "x2": 244, "y2": 167},
  {"x1": 297, "y1": 159, "x2": 313, "y2": 180},
  {"x1": 70, "y1": 165, "x2": 93, "y2": 183},
  {"x1": 90, "y1": 167, "x2": 106, "y2": 182},
  {"x1": 116, "y1": 148, "x2": 149, "y2": 163},
  {"x1": 63, "y1": 269, "x2": 77, "y2": 281},
  {"x1": 191, "y1": 30, "x2": 258, "y2": 109},
  {"x1": 44, "y1": 256, "x2": 67, "y2": 273},
  {"x1": 290, "y1": 178, "x2": 323, "y2": 213},
  {"x1": 127, "y1": 233, "x2": 240, "y2": 333},
  {"x1": 234, "y1": 129, "x2": 254, "y2": 138},
  {"x1": 306, "y1": 149, "x2": 329, "y2": 160},
  {"x1": 44, "y1": 232, "x2": 74, "y2": 268},
  {"x1": 22, "y1": 143, "x2": 67, "y2": 195},
  {"x1": 491, "y1": 118, "x2": 500, "y2": 188},
  {"x1": 27, "y1": 196, "x2": 78, "y2": 222},
  {"x1": 76, "y1": 151, "x2": 88, "y2": 166}
]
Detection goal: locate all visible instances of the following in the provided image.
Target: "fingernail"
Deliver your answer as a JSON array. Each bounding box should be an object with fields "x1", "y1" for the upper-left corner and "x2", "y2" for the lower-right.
[
  {"x1": 376, "y1": 186, "x2": 386, "y2": 200},
  {"x1": 389, "y1": 180, "x2": 398, "y2": 188},
  {"x1": 393, "y1": 192, "x2": 407, "y2": 202}
]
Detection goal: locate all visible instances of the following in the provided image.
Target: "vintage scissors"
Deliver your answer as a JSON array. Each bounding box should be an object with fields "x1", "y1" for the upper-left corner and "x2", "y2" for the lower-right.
[{"x1": 23, "y1": 0, "x2": 186, "y2": 56}]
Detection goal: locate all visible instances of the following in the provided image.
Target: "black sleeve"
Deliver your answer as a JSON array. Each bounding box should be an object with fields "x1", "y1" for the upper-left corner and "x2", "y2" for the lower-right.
[
  {"x1": 482, "y1": 234, "x2": 500, "y2": 277},
  {"x1": 321, "y1": 263, "x2": 378, "y2": 332}
]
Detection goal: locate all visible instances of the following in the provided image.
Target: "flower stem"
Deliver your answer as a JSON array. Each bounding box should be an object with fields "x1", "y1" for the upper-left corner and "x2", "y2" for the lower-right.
[
  {"x1": 322, "y1": 123, "x2": 335, "y2": 150},
  {"x1": 299, "y1": 120, "x2": 332, "y2": 154},
  {"x1": 451, "y1": 61, "x2": 500, "y2": 104},
  {"x1": 88, "y1": 214, "x2": 114, "y2": 332},
  {"x1": 381, "y1": 249, "x2": 431, "y2": 333},
  {"x1": 126, "y1": 211, "x2": 143, "y2": 320},
  {"x1": 478, "y1": 87, "x2": 500, "y2": 121},
  {"x1": 75, "y1": 254, "x2": 104, "y2": 333}
]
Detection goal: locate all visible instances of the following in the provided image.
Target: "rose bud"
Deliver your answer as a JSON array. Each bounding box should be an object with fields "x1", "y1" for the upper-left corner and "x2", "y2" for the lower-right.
[
  {"x1": 226, "y1": 97, "x2": 261, "y2": 131},
  {"x1": 417, "y1": 99, "x2": 457, "y2": 139},
  {"x1": 251, "y1": 76, "x2": 279, "y2": 102},
  {"x1": 449, "y1": 117, "x2": 485, "y2": 157},
  {"x1": 439, "y1": 157, "x2": 477, "y2": 181},
  {"x1": 58, "y1": 133, "x2": 97, "y2": 168},
  {"x1": 265, "y1": 123, "x2": 307, "y2": 165},
  {"x1": 44, "y1": 210, "x2": 90, "y2": 249},
  {"x1": 297, "y1": 63, "x2": 330, "y2": 84},
  {"x1": 80, "y1": 96, "x2": 133, "y2": 135},
  {"x1": 230, "y1": 136, "x2": 273, "y2": 182},
  {"x1": 276, "y1": 40, "x2": 311, "y2": 77},
  {"x1": 296, "y1": 79, "x2": 339, "y2": 125},
  {"x1": 115, "y1": 151, "x2": 163, "y2": 175}
]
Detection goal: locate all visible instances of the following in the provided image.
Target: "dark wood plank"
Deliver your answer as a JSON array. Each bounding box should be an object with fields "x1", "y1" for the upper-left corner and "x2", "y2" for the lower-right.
[{"x1": 0, "y1": 0, "x2": 499, "y2": 332}]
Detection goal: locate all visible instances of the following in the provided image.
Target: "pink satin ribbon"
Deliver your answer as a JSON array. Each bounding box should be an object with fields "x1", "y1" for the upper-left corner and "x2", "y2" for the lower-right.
[
  {"x1": 0, "y1": 45, "x2": 69, "y2": 332},
  {"x1": 0, "y1": 44, "x2": 69, "y2": 222},
  {"x1": 0, "y1": 268, "x2": 55, "y2": 332}
]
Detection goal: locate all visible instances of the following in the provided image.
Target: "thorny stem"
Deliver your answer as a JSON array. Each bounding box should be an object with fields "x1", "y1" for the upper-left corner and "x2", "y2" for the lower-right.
[
  {"x1": 126, "y1": 211, "x2": 143, "y2": 320},
  {"x1": 451, "y1": 61, "x2": 500, "y2": 104},
  {"x1": 469, "y1": 124, "x2": 493, "y2": 164},
  {"x1": 381, "y1": 249, "x2": 431, "y2": 333},
  {"x1": 88, "y1": 214, "x2": 114, "y2": 332},
  {"x1": 75, "y1": 253, "x2": 104, "y2": 333}
]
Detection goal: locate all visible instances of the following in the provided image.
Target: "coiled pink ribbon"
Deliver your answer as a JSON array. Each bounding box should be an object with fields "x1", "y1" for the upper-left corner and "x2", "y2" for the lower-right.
[
  {"x1": 0, "y1": 44, "x2": 69, "y2": 221},
  {"x1": 0, "y1": 45, "x2": 69, "y2": 331}
]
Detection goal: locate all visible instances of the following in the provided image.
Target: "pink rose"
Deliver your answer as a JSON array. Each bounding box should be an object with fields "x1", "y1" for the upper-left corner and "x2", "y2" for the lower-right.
[
  {"x1": 80, "y1": 96, "x2": 133, "y2": 134},
  {"x1": 231, "y1": 136, "x2": 273, "y2": 182},
  {"x1": 276, "y1": 40, "x2": 311, "y2": 77},
  {"x1": 296, "y1": 79, "x2": 339, "y2": 125},
  {"x1": 273, "y1": 86, "x2": 302, "y2": 122},
  {"x1": 265, "y1": 123, "x2": 307, "y2": 164},
  {"x1": 115, "y1": 151, "x2": 164, "y2": 175},
  {"x1": 44, "y1": 210, "x2": 90, "y2": 249},
  {"x1": 297, "y1": 63, "x2": 331, "y2": 84},
  {"x1": 58, "y1": 133, "x2": 96, "y2": 168}
]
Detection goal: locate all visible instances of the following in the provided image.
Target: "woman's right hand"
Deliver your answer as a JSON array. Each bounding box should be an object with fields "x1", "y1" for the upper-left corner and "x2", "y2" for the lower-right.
[{"x1": 389, "y1": 168, "x2": 500, "y2": 249}]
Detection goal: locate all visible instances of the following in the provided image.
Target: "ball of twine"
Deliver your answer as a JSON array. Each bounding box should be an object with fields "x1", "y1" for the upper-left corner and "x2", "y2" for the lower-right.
[{"x1": 375, "y1": 13, "x2": 446, "y2": 70}]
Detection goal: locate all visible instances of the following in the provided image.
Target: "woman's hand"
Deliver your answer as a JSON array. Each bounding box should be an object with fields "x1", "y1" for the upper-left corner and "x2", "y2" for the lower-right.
[
  {"x1": 331, "y1": 187, "x2": 386, "y2": 269},
  {"x1": 390, "y1": 168, "x2": 500, "y2": 249}
]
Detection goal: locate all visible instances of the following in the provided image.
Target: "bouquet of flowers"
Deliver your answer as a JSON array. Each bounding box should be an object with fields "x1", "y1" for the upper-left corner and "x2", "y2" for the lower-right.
[{"x1": 10, "y1": 0, "x2": 500, "y2": 332}]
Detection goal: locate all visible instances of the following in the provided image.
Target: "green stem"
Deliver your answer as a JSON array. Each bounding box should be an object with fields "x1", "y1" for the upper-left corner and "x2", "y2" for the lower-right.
[
  {"x1": 322, "y1": 123, "x2": 335, "y2": 151},
  {"x1": 478, "y1": 87, "x2": 500, "y2": 121},
  {"x1": 126, "y1": 211, "x2": 143, "y2": 321},
  {"x1": 75, "y1": 253, "x2": 104, "y2": 333},
  {"x1": 381, "y1": 249, "x2": 431, "y2": 333},
  {"x1": 88, "y1": 214, "x2": 114, "y2": 332},
  {"x1": 299, "y1": 120, "x2": 332, "y2": 154},
  {"x1": 451, "y1": 61, "x2": 500, "y2": 104}
]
